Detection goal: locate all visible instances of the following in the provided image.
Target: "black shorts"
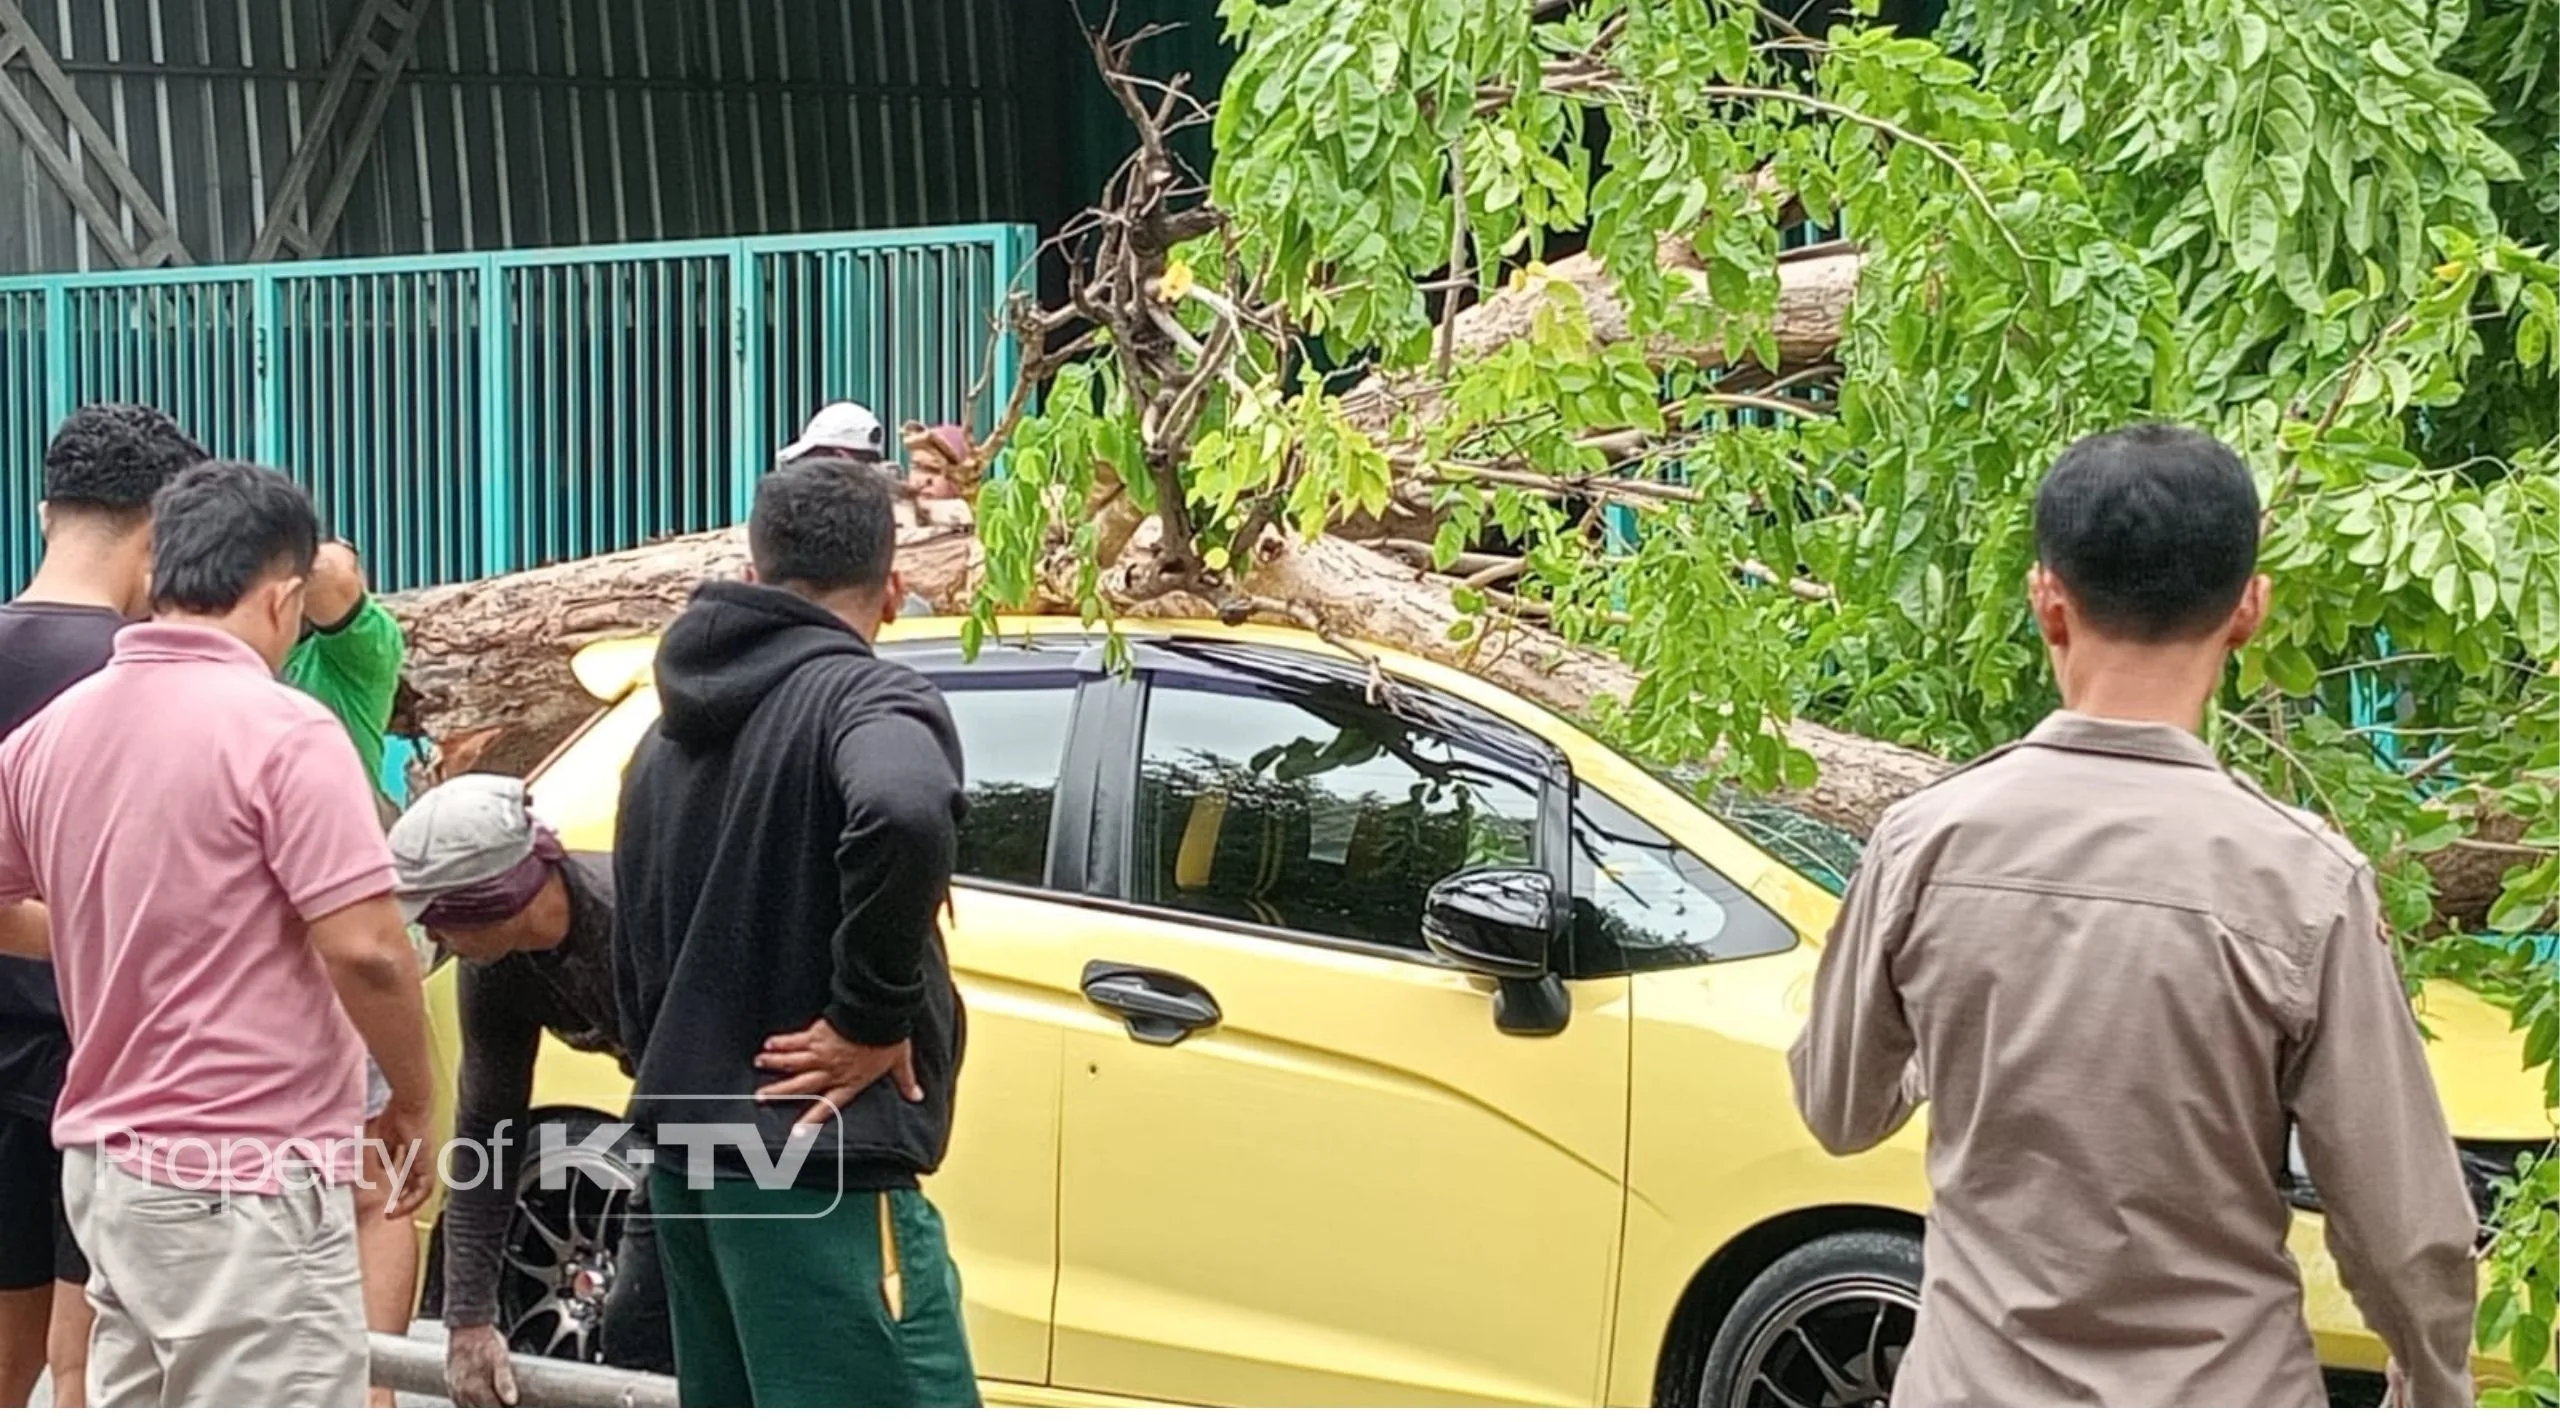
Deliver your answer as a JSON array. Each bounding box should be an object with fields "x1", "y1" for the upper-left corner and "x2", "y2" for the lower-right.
[{"x1": 0, "y1": 1112, "x2": 87, "y2": 1290}]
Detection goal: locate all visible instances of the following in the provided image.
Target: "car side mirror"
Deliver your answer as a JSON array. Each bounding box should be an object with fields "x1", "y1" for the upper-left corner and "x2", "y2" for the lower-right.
[{"x1": 1422, "y1": 866, "x2": 1570, "y2": 1036}]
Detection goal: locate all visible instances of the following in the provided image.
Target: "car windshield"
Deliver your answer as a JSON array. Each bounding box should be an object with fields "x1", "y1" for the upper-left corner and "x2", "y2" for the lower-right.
[
  {"x1": 1621, "y1": 755, "x2": 1868, "y2": 896},
  {"x1": 1704, "y1": 786, "x2": 1866, "y2": 895}
]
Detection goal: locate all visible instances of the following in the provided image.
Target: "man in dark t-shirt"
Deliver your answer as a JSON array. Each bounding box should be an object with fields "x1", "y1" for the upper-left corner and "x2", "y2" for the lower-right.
[
  {"x1": 0, "y1": 404, "x2": 204, "y2": 1408},
  {"x1": 389, "y1": 774, "x2": 669, "y2": 1404}
]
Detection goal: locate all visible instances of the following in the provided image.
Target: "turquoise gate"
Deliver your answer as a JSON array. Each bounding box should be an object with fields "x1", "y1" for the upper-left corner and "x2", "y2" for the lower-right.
[{"x1": 0, "y1": 225, "x2": 1036, "y2": 592}]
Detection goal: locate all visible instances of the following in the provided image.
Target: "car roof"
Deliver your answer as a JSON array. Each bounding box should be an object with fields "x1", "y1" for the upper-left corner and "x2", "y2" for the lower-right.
[{"x1": 569, "y1": 616, "x2": 1599, "y2": 756}]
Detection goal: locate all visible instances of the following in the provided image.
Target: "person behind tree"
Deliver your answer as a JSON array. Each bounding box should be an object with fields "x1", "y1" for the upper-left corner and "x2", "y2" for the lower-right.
[{"x1": 780, "y1": 402, "x2": 940, "y2": 617}]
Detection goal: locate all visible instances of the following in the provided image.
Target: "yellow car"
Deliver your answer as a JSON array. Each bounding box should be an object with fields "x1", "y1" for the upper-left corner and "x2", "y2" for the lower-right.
[{"x1": 414, "y1": 617, "x2": 2547, "y2": 1406}]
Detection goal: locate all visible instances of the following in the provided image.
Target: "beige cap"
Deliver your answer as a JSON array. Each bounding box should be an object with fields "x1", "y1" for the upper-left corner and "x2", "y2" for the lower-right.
[{"x1": 389, "y1": 774, "x2": 540, "y2": 924}]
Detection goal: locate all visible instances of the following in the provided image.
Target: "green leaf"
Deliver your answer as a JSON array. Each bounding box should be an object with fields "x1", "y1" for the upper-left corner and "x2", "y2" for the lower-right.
[
  {"x1": 2204, "y1": 142, "x2": 2248, "y2": 232},
  {"x1": 2522, "y1": 579, "x2": 2558, "y2": 659},
  {"x1": 2519, "y1": 310, "x2": 2551, "y2": 370},
  {"x1": 1432, "y1": 516, "x2": 1467, "y2": 570},
  {"x1": 2234, "y1": 186, "x2": 2281, "y2": 274},
  {"x1": 2268, "y1": 74, "x2": 2314, "y2": 126},
  {"x1": 2516, "y1": 1313, "x2": 2554, "y2": 1378},
  {"x1": 2469, "y1": 568, "x2": 2500, "y2": 621},
  {"x1": 2484, "y1": 1286, "x2": 2523, "y2": 1349},
  {"x1": 2402, "y1": 817, "x2": 2464, "y2": 854},
  {"x1": 2261, "y1": 113, "x2": 2311, "y2": 212},
  {"x1": 2487, "y1": 858, "x2": 2559, "y2": 934},
  {"x1": 2367, "y1": 39, "x2": 2414, "y2": 77},
  {"x1": 2430, "y1": 560, "x2": 2463, "y2": 614},
  {"x1": 2526, "y1": 1010, "x2": 2559, "y2": 1072},
  {"x1": 2235, "y1": 11, "x2": 2270, "y2": 67},
  {"x1": 1338, "y1": 68, "x2": 1383, "y2": 168},
  {"x1": 1708, "y1": 13, "x2": 1751, "y2": 80},
  {"x1": 2268, "y1": 643, "x2": 2321, "y2": 697}
]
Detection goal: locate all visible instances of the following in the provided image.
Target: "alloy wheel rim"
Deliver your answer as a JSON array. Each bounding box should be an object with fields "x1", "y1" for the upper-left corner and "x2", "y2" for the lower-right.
[
  {"x1": 499, "y1": 1142, "x2": 640, "y2": 1362},
  {"x1": 1725, "y1": 1275, "x2": 1916, "y2": 1407}
]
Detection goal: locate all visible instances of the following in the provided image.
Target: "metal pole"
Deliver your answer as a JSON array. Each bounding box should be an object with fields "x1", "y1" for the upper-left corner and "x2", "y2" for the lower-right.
[{"x1": 369, "y1": 1332, "x2": 680, "y2": 1408}]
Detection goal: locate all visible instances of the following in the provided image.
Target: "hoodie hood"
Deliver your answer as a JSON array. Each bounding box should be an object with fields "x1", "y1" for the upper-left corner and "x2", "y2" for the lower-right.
[{"x1": 654, "y1": 581, "x2": 871, "y2": 748}]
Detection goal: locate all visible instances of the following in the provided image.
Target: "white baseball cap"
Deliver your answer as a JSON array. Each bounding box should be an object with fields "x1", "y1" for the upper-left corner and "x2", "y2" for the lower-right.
[{"x1": 777, "y1": 401, "x2": 888, "y2": 463}]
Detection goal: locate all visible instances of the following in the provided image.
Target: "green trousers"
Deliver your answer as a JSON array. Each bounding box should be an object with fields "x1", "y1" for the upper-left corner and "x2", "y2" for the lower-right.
[{"x1": 647, "y1": 1173, "x2": 980, "y2": 1407}]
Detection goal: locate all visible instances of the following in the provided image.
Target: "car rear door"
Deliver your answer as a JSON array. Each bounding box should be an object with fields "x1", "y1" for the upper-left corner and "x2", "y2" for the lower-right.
[{"x1": 1042, "y1": 643, "x2": 1632, "y2": 1406}]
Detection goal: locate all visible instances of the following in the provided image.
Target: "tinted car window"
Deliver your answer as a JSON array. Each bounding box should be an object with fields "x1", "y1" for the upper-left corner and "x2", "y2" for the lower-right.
[
  {"x1": 1133, "y1": 680, "x2": 1541, "y2": 952},
  {"x1": 1569, "y1": 785, "x2": 1796, "y2": 971},
  {"x1": 942, "y1": 679, "x2": 1077, "y2": 888}
]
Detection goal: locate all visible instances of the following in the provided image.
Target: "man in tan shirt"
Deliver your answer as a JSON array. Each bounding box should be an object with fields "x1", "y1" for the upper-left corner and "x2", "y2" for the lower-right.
[{"x1": 1791, "y1": 424, "x2": 2477, "y2": 1406}]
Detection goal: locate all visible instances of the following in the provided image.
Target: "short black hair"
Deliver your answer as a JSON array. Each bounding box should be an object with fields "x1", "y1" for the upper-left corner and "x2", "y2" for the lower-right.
[
  {"x1": 2033, "y1": 424, "x2": 2261, "y2": 642},
  {"x1": 748, "y1": 460, "x2": 898, "y2": 593},
  {"x1": 148, "y1": 462, "x2": 320, "y2": 614},
  {"x1": 42, "y1": 403, "x2": 209, "y2": 520}
]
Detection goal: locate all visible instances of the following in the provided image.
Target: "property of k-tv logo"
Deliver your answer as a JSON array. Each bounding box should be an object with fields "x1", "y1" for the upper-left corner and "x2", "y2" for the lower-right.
[{"x1": 536, "y1": 1095, "x2": 845, "y2": 1219}]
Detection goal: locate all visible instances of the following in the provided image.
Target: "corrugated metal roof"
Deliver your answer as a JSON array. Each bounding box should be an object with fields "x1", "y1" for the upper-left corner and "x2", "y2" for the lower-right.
[{"x1": 0, "y1": 0, "x2": 1031, "y2": 273}]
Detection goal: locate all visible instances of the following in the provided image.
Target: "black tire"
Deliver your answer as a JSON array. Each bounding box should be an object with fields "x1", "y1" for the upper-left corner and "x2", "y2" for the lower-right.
[{"x1": 1695, "y1": 1228, "x2": 1923, "y2": 1408}]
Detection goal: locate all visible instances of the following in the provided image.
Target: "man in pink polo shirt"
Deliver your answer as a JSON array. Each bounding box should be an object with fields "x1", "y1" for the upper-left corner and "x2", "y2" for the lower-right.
[{"x1": 0, "y1": 462, "x2": 437, "y2": 1407}]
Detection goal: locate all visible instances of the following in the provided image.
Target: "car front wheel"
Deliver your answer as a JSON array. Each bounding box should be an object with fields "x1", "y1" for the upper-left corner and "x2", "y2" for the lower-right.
[
  {"x1": 1696, "y1": 1229, "x2": 1922, "y2": 1408},
  {"x1": 496, "y1": 1108, "x2": 646, "y2": 1364}
]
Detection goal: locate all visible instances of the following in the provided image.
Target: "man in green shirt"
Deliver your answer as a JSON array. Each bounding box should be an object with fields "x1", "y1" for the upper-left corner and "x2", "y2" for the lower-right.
[
  {"x1": 284, "y1": 538, "x2": 406, "y2": 798},
  {"x1": 280, "y1": 535, "x2": 414, "y2": 1407}
]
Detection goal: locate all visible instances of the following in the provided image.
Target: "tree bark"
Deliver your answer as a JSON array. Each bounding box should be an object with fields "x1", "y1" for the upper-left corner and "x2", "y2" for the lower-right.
[
  {"x1": 1339, "y1": 240, "x2": 1859, "y2": 439},
  {"x1": 381, "y1": 521, "x2": 979, "y2": 780},
  {"x1": 381, "y1": 519, "x2": 1948, "y2": 844}
]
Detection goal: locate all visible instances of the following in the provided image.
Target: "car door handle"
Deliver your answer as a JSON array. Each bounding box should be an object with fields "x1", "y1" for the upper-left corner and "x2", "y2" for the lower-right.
[{"x1": 1080, "y1": 960, "x2": 1221, "y2": 1046}]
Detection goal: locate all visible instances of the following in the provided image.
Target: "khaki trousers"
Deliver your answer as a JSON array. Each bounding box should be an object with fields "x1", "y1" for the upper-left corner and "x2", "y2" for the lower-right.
[{"x1": 59, "y1": 1146, "x2": 368, "y2": 1407}]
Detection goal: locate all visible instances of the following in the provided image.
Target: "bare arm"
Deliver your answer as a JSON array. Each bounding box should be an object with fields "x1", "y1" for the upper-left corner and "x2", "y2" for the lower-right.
[
  {"x1": 257, "y1": 717, "x2": 438, "y2": 1211},
  {"x1": 304, "y1": 539, "x2": 368, "y2": 630},
  {"x1": 1788, "y1": 816, "x2": 1923, "y2": 1155},
  {"x1": 2285, "y1": 867, "x2": 2477, "y2": 1408},
  {"x1": 0, "y1": 901, "x2": 44, "y2": 960},
  {"x1": 307, "y1": 893, "x2": 436, "y2": 1111}
]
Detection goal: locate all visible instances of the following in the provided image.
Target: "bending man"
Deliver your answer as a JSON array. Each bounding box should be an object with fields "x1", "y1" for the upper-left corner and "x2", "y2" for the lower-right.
[{"x1": 389, "y1": 775, "x2": 670, "y2": 1404}]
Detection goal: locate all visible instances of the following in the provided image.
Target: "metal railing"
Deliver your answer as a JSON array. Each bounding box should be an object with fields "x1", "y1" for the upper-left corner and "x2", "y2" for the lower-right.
[
  {"x1": 0, "y1": 225, "x2": 1036, "y2": 592},
  {"x1": 370, "y1": 1332, "x2": 677, "y2": 1408}
]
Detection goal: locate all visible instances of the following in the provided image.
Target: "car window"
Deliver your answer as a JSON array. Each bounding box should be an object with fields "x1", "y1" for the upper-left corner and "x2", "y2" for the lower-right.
[
  {"x1": 1569, "y1": 785, "x2": 1797, "y2": 971},
  {"x1": 940, "y1": 678, "x2": 1078, "y2": 889},
  {"x1": 1133, "y1": 680, "x2": 1542, "y2": 953}
]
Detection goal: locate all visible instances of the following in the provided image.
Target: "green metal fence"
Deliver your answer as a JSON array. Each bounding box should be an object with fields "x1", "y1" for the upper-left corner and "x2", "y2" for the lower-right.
[{"x1": 0, "y1": 225, "x2": 1035, "y2": 592}]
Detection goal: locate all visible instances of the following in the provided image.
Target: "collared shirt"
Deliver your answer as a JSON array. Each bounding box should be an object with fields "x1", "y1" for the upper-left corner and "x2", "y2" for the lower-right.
[
  {"x1": 1790, "y1": 710, "x2": 2478, "y2": 1406},
  {"x1": 0, "y1": 623, "x2": 398, "y2": 1192}
]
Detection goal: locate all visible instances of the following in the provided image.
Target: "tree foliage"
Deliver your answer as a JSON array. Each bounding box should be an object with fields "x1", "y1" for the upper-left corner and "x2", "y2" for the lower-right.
[{"x1": 968, "y1": 0, "x2": 2559, "y2": 1394}]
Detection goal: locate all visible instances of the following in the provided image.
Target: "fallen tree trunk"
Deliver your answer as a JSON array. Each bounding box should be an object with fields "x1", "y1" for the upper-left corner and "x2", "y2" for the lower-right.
[
  {"x1": 1338, "y1": 239, "x2": 1858, "y2": 440},
  {"x1": 381, "y1": 523, "x2": 1935, "y2": 825},
  {"x1": 382, "y1": 523, "x2": 2526, "y2": 927},
  {"x1": 383, "y1": 521, "x2": 980, "y2": 780}
]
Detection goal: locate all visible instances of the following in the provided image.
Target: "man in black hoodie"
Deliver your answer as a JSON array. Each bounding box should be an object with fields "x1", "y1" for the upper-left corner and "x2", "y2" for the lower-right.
[{"x1": 613, "y1": 461, "x2": 974, "y2": 1407}]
